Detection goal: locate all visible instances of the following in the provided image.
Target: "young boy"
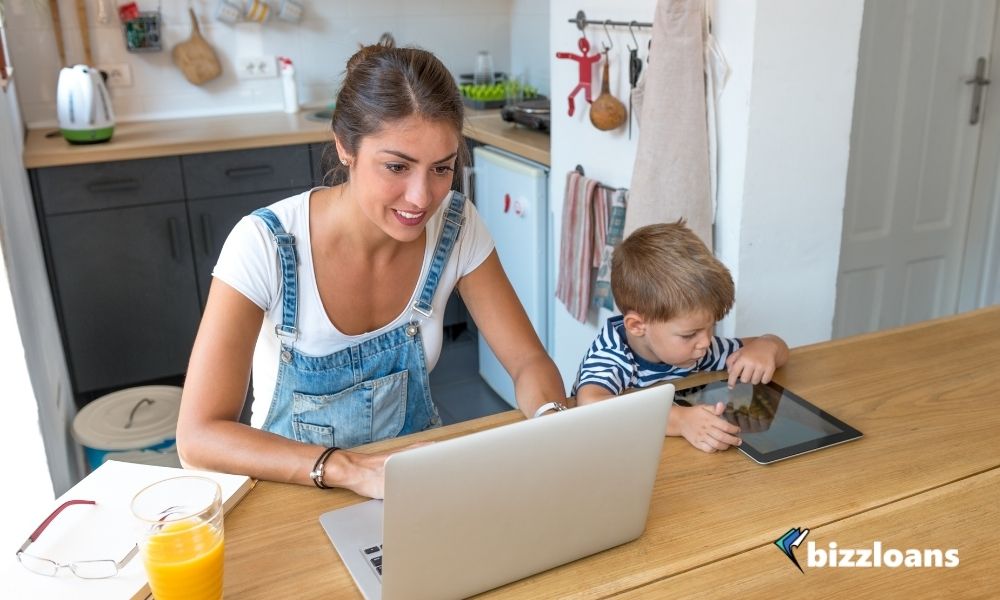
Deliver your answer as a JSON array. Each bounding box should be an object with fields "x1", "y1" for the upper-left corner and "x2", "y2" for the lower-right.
[{"x1": 573, "y1": 221, "x2": 789, "y2": 454}]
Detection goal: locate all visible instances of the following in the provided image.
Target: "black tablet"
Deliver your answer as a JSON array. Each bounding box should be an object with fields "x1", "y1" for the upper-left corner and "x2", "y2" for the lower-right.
[{"x1": 675, "y1": 380, "x2": 862, "y2": 464}]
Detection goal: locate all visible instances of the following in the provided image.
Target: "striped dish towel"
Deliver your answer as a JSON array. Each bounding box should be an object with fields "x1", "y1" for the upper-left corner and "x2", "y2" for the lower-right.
[
  {"x1": 592, "y1": 189, "x2": 628, "y2": 311},
  {"x1": 556, "y1": 170, "x2": 600, "y2": 323}
]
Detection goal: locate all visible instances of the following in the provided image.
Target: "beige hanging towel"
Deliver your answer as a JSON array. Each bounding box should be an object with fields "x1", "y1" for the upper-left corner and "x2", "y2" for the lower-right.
[
  {"x1": 626, "y1": 0, "x2": 712, "y2": 246},
  {"x1": 556, "y1": 170, "x2": 601, "y2": 323}
]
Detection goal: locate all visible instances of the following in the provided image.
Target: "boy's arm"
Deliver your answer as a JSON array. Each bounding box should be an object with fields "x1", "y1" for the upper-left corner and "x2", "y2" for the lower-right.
[
  {"x1": 575, "y1": 383, "x2": 617, "y2": 405},
  {"x1": 725, "y1": 334, "x2": 790, "y2": 388}
]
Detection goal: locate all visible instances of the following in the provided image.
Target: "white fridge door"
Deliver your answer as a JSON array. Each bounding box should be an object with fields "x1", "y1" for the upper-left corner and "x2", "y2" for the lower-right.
[{"x1": 473, "y1": 146, "x2": 549, "y2": 408}]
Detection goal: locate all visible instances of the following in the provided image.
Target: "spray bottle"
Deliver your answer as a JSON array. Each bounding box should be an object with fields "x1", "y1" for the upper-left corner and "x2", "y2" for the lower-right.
[{"x1": 278, "y1": 56, "x2": 299, "y2": 114}]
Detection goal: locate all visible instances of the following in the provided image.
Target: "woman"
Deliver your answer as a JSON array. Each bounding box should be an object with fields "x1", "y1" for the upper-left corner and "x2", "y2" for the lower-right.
[{"x1": 177, "y1": 35, "x2": 565, "y2": 499}]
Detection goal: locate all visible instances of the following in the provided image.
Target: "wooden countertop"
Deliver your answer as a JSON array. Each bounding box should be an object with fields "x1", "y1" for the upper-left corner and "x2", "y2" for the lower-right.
[
  {"x1": 22, "y1": 109, "x2": 550, "y2": 169},
  {"x1": 217, "y1": 305, "x2": 1000, "y2": 599}
]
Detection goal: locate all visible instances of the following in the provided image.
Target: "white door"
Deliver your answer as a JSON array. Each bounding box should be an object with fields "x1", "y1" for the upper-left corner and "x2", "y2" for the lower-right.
[{"x1": 834, "y1": 0, "x2": 997, "y2": 337}]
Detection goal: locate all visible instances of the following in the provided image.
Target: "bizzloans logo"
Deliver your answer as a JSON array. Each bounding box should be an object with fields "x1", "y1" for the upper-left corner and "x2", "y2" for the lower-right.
[{"x1": 774, "y1": 527, "x2": 959, "y2": 572}]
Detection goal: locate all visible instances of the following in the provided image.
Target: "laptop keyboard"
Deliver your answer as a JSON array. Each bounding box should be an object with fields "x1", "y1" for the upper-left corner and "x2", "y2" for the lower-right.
[{"x1": 361, "y1": 544, "x2": 383, "y2": 579}]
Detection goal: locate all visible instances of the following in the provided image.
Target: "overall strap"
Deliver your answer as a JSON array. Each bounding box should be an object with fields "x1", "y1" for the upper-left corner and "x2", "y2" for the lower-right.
[
  {"x1": 252, "y1": 208, "x2": 299, "y2": 341},
  {"x1": 412, "y1": 191, "x2": 467, "y2": 317}
]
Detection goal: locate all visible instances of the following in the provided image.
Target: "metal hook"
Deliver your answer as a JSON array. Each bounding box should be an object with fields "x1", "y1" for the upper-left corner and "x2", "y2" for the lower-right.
[
  {"x1": 602, "y1": 20, "x2": 613, "y2": 51},
  {"x1": 627, "y1": 21, "x2": 639, "y2": 51}
]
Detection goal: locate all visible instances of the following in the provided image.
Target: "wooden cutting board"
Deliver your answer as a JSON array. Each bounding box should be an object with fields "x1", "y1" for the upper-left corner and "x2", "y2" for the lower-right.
[{"x1": 172, "y1": 8, "x2": 221, "y2": 85}]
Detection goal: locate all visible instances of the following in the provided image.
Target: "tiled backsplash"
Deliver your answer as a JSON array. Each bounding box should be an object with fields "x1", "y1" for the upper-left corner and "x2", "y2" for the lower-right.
[{"x1": 6, "y1": 0, "x2": 549, "y2": 127}]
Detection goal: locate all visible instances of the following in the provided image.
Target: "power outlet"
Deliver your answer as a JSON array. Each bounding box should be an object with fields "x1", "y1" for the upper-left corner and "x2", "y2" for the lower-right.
[
  {"x1": 236, "y1": 55, "x2": 278, "y2": 79},
  {"x1": 98, "y1": 63, "x2": 133, "y2": 88}
]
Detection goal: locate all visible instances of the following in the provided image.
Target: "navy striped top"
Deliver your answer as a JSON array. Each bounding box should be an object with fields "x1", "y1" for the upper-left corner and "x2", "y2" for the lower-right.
[{"x1": 572, "y1": 315, "x2": 743, "y2": 396}]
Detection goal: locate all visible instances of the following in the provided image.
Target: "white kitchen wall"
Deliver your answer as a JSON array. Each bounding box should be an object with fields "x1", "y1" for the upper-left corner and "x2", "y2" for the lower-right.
[
  {"x1": 510, "y1": 0, "x2": 550, "y2": 96},
  {"x1": 713, "y1": 0, "x2": 863, "y2": 346},
  {"x1": 547, "y1": 0, "x2": 863, "y2": 387},
  {"x1": 4, "y1": 0, "x2": 535, "y2": 126},
  {"x1": 548, "y1": 0, "x2": 654, "y2": 385}
]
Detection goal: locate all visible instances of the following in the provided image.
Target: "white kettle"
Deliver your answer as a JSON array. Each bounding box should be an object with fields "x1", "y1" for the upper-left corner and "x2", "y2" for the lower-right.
[{"x1": 57, "y1": 65, "x2": 116, "y2": 144}]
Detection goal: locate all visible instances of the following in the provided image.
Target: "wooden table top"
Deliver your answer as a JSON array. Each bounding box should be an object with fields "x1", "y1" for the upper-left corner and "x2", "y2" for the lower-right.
[
  {"x1": 615, "y1": 467, "x2": 999, "y2": 599},
  {"x1": 219, "y1": 305, "x2": 1000, "y2": 599}
]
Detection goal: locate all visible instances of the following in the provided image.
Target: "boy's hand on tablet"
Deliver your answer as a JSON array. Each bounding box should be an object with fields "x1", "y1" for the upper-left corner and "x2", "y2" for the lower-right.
[
  {"x1": 675, "y1": 402, "x2": 741, "y2": 453},
  {"x1": 725, "y1": 335, "x2": 787, "y2": 388}
]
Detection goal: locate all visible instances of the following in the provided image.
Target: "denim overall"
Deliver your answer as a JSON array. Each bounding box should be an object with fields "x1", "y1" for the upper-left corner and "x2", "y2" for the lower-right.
[{"x1": 252, "y1": 191, "x2": 466, "y2": 448}]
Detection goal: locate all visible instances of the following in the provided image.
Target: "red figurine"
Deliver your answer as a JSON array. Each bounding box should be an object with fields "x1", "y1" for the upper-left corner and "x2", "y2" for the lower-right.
[{"x1": 556, "y1": 37, "x2": 602, "y2": 117}]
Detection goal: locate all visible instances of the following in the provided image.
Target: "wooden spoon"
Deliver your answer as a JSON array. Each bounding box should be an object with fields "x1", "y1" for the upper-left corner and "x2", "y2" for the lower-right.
[
  {"x1": 75, "y1": 0, "x2": 93, "y2": 66},
  {"x1": 48, "y1": 0, "x2": 67, "y2": 67},
  {"x1": 590, "y1": 51, "x2": 627, "y2": 131}
]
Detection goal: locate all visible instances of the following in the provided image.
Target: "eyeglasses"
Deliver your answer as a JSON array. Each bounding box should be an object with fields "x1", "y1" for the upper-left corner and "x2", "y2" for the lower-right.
[{"x1": 16, "y1": 499, "x2": 139, "y2": 579}]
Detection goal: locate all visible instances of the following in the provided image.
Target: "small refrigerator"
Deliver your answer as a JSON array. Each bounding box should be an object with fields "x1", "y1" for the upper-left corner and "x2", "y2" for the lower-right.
[{"x1": 472, "y1": 145, "x2": 550, "y2": 408}]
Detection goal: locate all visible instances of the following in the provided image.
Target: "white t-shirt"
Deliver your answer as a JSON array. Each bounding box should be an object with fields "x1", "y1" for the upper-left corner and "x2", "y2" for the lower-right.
[{"x1": 213, "y1": 188, "x2": 495, "y2": 427}]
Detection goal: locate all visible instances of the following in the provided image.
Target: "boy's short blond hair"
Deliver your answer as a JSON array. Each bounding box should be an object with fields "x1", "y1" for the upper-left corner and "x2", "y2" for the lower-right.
[{"x1": 611, "y1": 220, "x2": 735, "y2": 322}]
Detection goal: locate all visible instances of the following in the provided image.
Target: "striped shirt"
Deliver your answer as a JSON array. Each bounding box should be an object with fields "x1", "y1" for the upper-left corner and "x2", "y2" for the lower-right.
[{"x1": 572, "y1": 315, "x2": 744, "y2": 396}]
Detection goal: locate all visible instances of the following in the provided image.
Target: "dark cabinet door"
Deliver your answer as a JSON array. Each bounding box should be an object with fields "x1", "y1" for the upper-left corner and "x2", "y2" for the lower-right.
[
  {"x1": 46, "y1": 201, "x2": 202, "y2": 392},
  {"x1": 310, "y1": 142, "x2": 338, "y2": 186},
  {"x1": 182, "y1": 145, "x2": 312, "y2": 200},
  {"x1": 188, "y1": 189, "x2": 298, "y2": 306}
]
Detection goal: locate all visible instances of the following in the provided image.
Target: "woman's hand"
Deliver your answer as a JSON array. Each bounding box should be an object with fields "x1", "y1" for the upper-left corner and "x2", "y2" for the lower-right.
[{"x1": 332, "y1": 443, "x2": 433, "y2": 499}]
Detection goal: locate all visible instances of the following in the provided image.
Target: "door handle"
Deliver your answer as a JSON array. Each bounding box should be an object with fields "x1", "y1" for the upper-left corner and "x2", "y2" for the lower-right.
[
  {"x1": 224, "y1": 165, "x2": 274, "y2": 178},
  {"x1": 167, "y1": 217, "x2": 182, "y2": 262},
  {"x1": 200, "y1": 213, "x2": 213, "y2": 256},
  {"x1": 966, "y1": 56, "x2": 991, "y2": 125},
  {"x1": 85, "y1": 178, "x2": 140, "y2": 193}
]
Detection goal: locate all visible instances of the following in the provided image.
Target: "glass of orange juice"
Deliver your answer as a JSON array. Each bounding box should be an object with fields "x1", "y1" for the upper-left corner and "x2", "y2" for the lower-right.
[{"x1": 131, "y1": 476, "x2": 224, "y2": 600}]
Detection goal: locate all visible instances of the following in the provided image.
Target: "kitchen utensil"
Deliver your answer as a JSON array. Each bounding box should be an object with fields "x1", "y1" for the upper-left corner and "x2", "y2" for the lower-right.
[
  {"x1": 57, "y1": 64, "x2": 116, "y2": 143},
  {"x1": 48, "y1": 0, "x2": 67, "y2": 66},
  {"x1": 75, "y1": 0, "x2": 93, "y2": 66},
  {"x1": 627, "y1": 21, "x2": 643, "y2": 139},
  {"x1": 590, "y1": 51, "x2": 627, "y2": 131},
  {"x1": 172, "y1": 8, "x2": 222, "y2": 85}
]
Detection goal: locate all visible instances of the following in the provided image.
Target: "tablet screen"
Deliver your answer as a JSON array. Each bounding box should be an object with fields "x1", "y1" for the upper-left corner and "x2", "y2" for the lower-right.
[{"x1": 676, "y1": 380, "x2": 862, "y2": 463}]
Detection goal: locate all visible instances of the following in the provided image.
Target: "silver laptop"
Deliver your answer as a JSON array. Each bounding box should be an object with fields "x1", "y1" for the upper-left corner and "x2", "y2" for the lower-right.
[{"x1": 319, "y1": 384, "x2": 673, "y2": 600}]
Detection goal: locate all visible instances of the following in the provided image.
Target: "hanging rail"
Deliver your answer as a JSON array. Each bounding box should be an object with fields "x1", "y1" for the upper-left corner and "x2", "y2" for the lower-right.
[{"x1": 567, "y1": 10, "x2": 652, "y2": 31}]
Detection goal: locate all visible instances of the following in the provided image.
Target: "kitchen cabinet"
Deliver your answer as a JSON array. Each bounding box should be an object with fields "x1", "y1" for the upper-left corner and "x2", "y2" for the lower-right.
[
  {"x1": 182, "y1": 145, "x2": 312, "y2": 304},
  {"x1": 31, "y1": 144, "x2": 313, "y2": 402},
  {"x1": 34, "y1": 156, "x2": 198, "y2": 394}
]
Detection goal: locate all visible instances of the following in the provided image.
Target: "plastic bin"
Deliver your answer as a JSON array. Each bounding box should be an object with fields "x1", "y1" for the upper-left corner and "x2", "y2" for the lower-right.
[{"x1": 72, "y1": 385, "x2": 182, "y2": 471}]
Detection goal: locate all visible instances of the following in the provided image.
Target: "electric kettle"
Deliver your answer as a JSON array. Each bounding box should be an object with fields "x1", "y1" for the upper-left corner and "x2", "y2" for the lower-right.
[{"x1": 57, "y1": 65, "x2": 116, "y2": 144}]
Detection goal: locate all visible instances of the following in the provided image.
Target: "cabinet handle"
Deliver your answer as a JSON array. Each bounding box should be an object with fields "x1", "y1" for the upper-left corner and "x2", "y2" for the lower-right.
[
  {"x1": 200, "y1": 214, "x2": 213, "y2": 256},
  {"x1": 86, "y1": 178, "x2": 141, "y2": 193},
  {"x1": 224, "y1": 165, "x2": 273, "y2": 178},
  {"x1": 167, "y1": 217, "x2": 182, "y2": 261}
]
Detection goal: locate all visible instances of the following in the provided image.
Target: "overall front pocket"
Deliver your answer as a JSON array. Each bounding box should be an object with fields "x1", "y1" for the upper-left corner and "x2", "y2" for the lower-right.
[{"x1": 291, "y1": 370, "x2": 408, "y2": 448}]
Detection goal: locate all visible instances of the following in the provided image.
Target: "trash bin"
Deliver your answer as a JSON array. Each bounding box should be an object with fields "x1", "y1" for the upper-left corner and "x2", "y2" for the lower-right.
[{"x1": 72, "y1": 385, "x2": 182, "y2": 471}]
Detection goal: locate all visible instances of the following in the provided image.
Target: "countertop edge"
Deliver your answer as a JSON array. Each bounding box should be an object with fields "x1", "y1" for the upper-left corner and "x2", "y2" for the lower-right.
[{"x1": 23, "y1": 110, "x2": 550, "y2": 169}]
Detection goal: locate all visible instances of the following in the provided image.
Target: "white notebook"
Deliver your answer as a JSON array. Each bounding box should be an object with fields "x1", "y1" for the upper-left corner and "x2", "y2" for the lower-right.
[{"x1": 6, "y1": 460, "x2": 254, "y2": 600}]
